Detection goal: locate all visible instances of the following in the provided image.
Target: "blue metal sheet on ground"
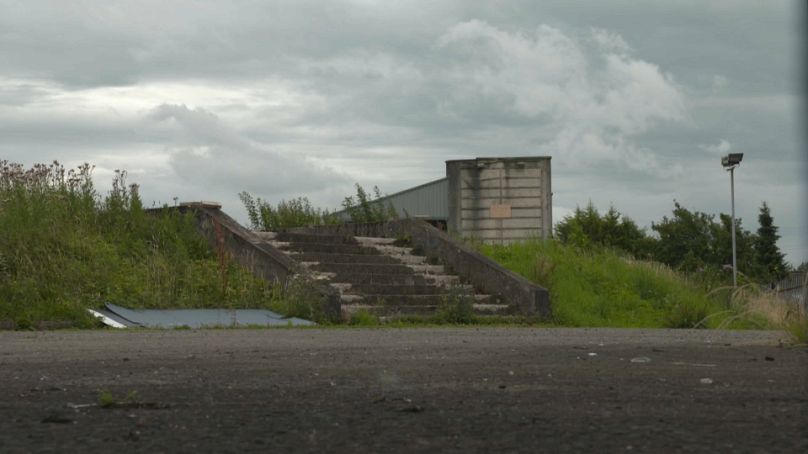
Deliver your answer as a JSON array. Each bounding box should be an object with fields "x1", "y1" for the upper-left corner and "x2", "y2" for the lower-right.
[{"x1": 104, "y1": 303, "x2": 315, "y2": 328}]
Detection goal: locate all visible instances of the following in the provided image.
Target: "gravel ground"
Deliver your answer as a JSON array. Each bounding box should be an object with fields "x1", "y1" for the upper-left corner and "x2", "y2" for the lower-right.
[{"x1": 0, "y1": 328, "x2": 806, "y2": 453}]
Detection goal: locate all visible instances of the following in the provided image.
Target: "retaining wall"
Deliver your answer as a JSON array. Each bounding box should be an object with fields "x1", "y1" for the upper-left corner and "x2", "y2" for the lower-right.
[{"x1": 166, "y1": 203, "x2": 342, "y2": 322}]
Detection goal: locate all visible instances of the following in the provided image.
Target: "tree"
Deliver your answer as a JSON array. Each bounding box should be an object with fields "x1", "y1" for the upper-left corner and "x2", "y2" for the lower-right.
[
  {"x1": 652, "y1": 202, "x2": 717, "y2": 270},
  {"x1": 555, "y1": 202, "x2": 655, "y2": 258},
  {"x1": 714, "y1": 212, "x2": 756, "y2": 277},
  {"x1": 754, "y1": 202, "x2": 787, "y2": 283},
  {"x1": 651, "y1": 201, "x2": 755, "y2": 273}
]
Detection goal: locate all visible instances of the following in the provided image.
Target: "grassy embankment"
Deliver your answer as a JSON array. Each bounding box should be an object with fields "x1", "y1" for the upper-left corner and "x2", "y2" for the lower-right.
[
  {"x1": 2, "y1": 161, "x2": 805, "y2": 337},
  {"x1": 0, "y1": 162, "x2": 311, "y2": 328},
  {"x1": 479, "y1": 239, "x2": 807, "y2": 337}
]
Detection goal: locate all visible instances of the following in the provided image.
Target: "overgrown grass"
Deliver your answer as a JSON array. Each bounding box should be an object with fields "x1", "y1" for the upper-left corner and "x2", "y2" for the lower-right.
[
  {"x1": 719, "y1": 284, "x2": 808, "y2": 344},
  {"x1": 0, "y1": 161, "x2": 309, "y2": 328},
  {"x1": 478, "y1": 239, "x2": 729, "y2": 328}
]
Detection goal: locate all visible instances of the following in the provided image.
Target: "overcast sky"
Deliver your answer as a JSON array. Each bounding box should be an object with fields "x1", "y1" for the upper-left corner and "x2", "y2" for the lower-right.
[{"x1": 2, "y1": 0, "x2": 805, "y2": 264}]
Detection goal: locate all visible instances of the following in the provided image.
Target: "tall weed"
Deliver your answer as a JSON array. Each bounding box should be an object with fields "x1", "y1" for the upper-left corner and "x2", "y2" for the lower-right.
[{"x1": 0, "y1": 161, "x2": 294, "y2": 327}]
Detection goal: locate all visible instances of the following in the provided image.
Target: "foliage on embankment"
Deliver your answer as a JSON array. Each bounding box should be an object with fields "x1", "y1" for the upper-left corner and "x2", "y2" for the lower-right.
[
  {"x1": 478, "y1": 239, "x2": 793, "y2": 329},
  {"x1": 0, "y1": 161, "x2": 284, "y2": 328}
]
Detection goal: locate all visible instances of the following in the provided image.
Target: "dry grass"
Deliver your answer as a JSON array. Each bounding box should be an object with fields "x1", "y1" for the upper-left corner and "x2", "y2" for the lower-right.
[{"x1": 710, "y1": 284, "x2": 808, "y2": 344}]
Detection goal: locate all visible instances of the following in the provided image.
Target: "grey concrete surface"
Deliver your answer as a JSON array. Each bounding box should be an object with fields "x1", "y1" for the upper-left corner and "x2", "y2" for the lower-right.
[{"x1": 0, "y1": 328, "x2": 805, "y2": 452}]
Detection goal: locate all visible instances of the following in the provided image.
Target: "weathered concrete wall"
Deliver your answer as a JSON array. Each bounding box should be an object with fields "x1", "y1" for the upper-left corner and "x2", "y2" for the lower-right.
[
  {"x1": 447, "y1": 157, "x2": 552, "y2": 244},
  {"x1": 295, "y1": 219, "x2": 551, "y2": 319}
]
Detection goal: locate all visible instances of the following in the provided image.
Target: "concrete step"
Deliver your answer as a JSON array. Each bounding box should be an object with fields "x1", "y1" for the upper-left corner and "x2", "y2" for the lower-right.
[
  {"x1": 341, "y1": 302, "x2": 510, "y2": 318},
  {"x1": 292, "y1": 252, "x2": 400, "y2": 265},
  {"x1": 274, "y1": 232, "x2": 358, "y2": 244},
  {"x1": 342, "y1": 304, "x2": 439, "y2": 317},
  {"x1": 275, "y1": 242, "x2": 381, "y2": 255},
  {"x1": 309, "y1": 263, "x2": 416, "y2": 275},
  {"x1": 324, "y1": 273, "x2": 430, "y2": 286},
  {"x1": 347, "y1": 294, "x2": 492, "y2": 306},
  {"x1": 332, "y1": 283, "x2": 474, "y2": 295},
  {"x1": 325, "y1": 273, "x2": 462, "y2": 286},
  {"x1": 256, "y1": 232, "x2": 509, "y2": 320},
  {"x1": 472, "y1": 303, "x2": 514, "y2": 315},
  {"x1": 354, "y1": 236, "x2": 398, "y2": 245}
]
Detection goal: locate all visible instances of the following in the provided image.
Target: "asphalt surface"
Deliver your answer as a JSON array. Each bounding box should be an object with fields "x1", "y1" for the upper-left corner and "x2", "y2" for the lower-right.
[{"x1": 0, "y1": 328, "x2": 806, "y2": 453}]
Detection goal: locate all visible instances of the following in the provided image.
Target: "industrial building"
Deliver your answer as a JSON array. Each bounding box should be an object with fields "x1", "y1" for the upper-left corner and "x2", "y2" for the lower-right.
[{"x1": 341, "y1": 156, "x2": 552, "y2": 244}]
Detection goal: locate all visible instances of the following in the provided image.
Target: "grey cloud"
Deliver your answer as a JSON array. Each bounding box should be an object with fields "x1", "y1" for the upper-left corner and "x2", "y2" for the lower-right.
[
  {"x1": 147, "y1": 104, "x2": 350, "y2": 198},
  {"x1": 0, "y1": 0, "x2": 804, "y2": 263}
]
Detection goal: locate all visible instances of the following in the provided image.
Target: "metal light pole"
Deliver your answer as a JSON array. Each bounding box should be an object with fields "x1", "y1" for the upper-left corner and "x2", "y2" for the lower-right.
[{"x1": 721, "y1": 153, "x2": 744, "y2": 287}]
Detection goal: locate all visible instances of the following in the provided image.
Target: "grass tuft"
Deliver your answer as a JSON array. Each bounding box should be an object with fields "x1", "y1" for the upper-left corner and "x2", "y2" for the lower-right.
[{"x1": 432, "y1": 286, "x2": 476, "y2": 325}]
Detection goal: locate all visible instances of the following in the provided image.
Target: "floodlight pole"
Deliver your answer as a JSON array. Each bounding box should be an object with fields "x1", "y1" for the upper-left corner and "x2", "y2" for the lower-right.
[
  {"x1": 722, "y1": 153, "x2": 743, "y2": 288},
  {"x1": 729, "y1": 165, "x2": 737, "y2": 288}
]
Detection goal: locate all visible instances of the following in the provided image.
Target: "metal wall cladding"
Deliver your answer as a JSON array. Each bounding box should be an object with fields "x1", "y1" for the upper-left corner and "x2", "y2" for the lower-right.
[
  {"x1": 333, "y1": 178, "x2": 449, "y2": 222},
  {"x1": 447, "y1": 157, "x2": 552, "y2": 244},
  {"x1": 385, "y1": 178, "x2": 449, "y2": 220}
]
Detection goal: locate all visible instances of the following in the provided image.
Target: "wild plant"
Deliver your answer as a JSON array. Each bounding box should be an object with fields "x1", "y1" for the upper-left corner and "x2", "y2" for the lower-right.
[{"x1": 0, "y1": 161, "x2": 293, "y2": 327}]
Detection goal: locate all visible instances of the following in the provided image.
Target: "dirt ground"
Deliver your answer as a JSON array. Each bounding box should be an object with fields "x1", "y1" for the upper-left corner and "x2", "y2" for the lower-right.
[{"x1": 0, "y1": 327, "x2": 805, "y2": 453}]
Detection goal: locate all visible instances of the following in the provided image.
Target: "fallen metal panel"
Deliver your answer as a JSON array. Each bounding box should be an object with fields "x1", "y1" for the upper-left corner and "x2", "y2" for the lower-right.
[
  {"x1": 104, "y1": 303, "x2": 315, "y2": 328},
  {"x1": 87, "y1": 309, "x2": 136, "y2": 328}
]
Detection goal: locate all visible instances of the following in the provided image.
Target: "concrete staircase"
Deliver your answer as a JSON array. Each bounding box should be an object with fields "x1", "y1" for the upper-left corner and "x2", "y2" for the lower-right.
[{"x1": 255, "y1": 231, "x2": 509, "y2": 320}]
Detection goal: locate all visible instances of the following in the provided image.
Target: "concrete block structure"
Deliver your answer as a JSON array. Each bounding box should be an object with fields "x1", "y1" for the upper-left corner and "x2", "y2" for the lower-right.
[
  {"x1": 447, "y1": 157, "x2": 552, "y2": 244},
  {"x1": 337, "y1": 156, "x2": 552, "y2": 244}
]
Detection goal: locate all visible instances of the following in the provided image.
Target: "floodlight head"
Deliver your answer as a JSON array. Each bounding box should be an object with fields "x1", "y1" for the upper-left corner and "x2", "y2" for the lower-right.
[{"x1": 721, "y1": 153, "x2": 744, "y2": 168}]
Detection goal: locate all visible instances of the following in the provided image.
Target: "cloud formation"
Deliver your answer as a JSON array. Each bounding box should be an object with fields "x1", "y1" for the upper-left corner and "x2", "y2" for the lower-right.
[
  {"x1": 699, "y1": 139, "x2": 732, "y2": 155},
  {"x1": 434, "y1": 20, "x2": 686, "y2": 174},
  {"x1": 148, "y1": 104, "x2": 349, "y2": 195},
  {"x1": 0, "y1": 1, "x2": 804, "y2": 263}
]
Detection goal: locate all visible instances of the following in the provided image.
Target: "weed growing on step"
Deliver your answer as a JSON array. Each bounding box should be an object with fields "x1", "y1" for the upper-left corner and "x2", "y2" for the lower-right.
[
  {"x1": 239, "y1": 192, "x2": 340, "y2": 231},
  {"x1": 433, "y1": 286, "x2": 476, "y2": 324},
  {"x1": 240, "y1": 183, "x2": 397, "y2": 231},
  {"x1": 341, "y1": 184, "x2": 398, "y2": 224}
]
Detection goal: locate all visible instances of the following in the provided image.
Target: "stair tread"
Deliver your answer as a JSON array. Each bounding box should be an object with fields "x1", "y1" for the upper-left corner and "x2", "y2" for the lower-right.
[{"x1": 258, "y1": 230, "x2": 511, "y2": 319}]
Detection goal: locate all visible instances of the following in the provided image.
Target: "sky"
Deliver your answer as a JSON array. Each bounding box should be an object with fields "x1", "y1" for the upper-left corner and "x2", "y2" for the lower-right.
[{"x1": 1, "y1": 0, "x2": 806, "y2": 265}]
